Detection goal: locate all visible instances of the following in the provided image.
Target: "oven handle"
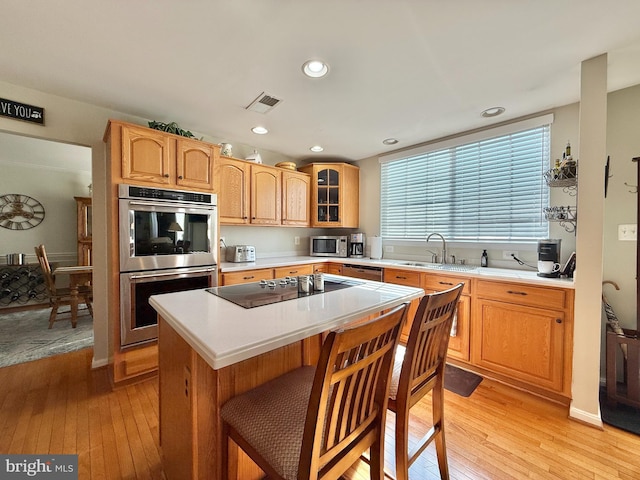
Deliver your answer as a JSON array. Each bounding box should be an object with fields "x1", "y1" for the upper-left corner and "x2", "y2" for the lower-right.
[
  {"x1": 127, "y1": 200, "x2": 216, "y2": 211},
  {"x1": 129, "y1": 267, "x2": 216, "y2": 280}
]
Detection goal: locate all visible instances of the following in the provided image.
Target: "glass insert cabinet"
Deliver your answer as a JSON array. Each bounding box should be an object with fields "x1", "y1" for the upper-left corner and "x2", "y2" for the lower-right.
[{"x1": 298, "y1": 162, "x2": 360, "y2": 228}]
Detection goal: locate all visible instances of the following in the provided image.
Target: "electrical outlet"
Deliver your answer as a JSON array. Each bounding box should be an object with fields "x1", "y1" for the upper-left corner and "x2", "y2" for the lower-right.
[
  {"x1": 294, "y1": 236, "x2": 300, "y2": 245},
  {"x1": 385, "y1": 245, "x2": 394, "y2": 253},
  {"x1": 618, "y1": 224, "x2": 637, "y2": 241},
  {"x1": 502, "y1": 250, "x2": 518, "y2": 260}
]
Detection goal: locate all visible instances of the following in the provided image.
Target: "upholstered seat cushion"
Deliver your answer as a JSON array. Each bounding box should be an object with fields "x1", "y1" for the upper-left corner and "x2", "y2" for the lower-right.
[
  {"x1": 388, "y1": 345, "x2": 406, "y2": 402},
  {"x1": 221, "y1": 366, "x2": 316, "y2": 480}
]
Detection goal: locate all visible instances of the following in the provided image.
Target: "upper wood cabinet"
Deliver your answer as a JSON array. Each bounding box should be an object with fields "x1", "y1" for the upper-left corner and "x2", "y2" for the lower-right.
[
  {"x1": 298, "y1": 162, "x2": 359, "y2": 228},
  {"x1": 251, "y1": 164, "x2": 281, "y2": 225},
  {"x1": 215, "y1": 156, "x2": 310, "y2": 227},
  {"x1": 282, "y1": 170, "x2": 310, "y2": 226},
  {"x1": 216, "y1": 156, "x2": 250, "y2": 224},
  {"x1": 113, "y1": 121, "x2": 218, "y2": 190}
]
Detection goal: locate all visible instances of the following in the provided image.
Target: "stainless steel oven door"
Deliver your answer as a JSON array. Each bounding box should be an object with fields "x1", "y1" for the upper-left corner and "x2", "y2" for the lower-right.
[
  {"x1": 119, "y1": 198, "x2": 217, "y2": 272},
  {"x1": 119, "y1": 266, "x2": 217, "y2": 347}
]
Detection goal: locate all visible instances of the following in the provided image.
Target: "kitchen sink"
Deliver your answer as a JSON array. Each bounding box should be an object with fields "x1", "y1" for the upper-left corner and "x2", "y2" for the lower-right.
[{"x1": 393, "y1": 261, "x2": 477, "y2": 272}]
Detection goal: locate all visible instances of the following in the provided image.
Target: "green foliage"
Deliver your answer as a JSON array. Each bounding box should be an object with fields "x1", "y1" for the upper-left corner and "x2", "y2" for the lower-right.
[{"x1": 148, "y1": 121, "x2": 200, "y2": 139}]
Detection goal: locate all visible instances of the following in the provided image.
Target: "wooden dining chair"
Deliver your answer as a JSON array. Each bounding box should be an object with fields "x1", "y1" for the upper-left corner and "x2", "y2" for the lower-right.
[
  {"x1": 220, "y1": 302, "x2": 409, "y2": 480},
  {"x1": 388, "y1": 283, "x2": 464, "y2": 480},
  {"x1": 34, "y1": 244, "x2": 93, "y2": 328}
]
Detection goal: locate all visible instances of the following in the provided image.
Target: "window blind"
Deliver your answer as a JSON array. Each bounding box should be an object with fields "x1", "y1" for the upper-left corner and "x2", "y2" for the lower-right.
[{"x1": 380, "y1": 124, "x2": 550, "y2": 242}]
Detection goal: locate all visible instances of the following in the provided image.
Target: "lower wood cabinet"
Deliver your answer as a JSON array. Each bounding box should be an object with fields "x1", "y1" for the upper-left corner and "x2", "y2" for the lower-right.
[
  {"x1": 273, "y1": 264, "x2": 313, "y2": 278},
  {"x1": 471, "y1": 279, "x2": 574, "y2": 399},
  {"x1": 423, "y1": 273, "x2": 472, "y2": 362},
  {"x1": 221, "y1": 268, "x2": 274, "y2": 286},
  {"x1": 383, "y1": 268, "x2": 423, "y2": 344}
]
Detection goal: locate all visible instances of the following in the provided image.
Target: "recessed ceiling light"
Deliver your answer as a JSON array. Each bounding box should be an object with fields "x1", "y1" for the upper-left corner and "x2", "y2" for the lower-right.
[
  {"x1": 310, "y1": 145, "x2": 324, "y2": 152},
  {"x1": 302, "y1": 60, "x2": 329, "y2": 78},
  {"x1": 251, "y1": 126, "x2": 268, "y2": 135},
  {"x1": 481, "y1": 107, "x2": 505, "y2": 118},
  {"x1": 382, "y1": 138, "x2": 398, "y2": 145}
]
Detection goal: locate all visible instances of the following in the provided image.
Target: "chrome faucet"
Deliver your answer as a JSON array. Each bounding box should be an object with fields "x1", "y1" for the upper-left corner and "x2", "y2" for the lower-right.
[{"x1": 426, "y1": 233, "x2": 447, "y2": 264}]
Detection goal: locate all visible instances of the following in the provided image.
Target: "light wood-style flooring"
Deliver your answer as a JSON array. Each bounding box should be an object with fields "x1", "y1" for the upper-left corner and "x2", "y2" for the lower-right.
[{"x1": 1, "y1": 348, "x2": 639, "y2": 479}]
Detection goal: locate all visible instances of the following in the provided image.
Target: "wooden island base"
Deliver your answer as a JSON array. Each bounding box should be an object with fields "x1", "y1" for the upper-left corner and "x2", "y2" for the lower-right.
[{"x1": 159, "y1": 317, "x2": 323, "y2": 480}]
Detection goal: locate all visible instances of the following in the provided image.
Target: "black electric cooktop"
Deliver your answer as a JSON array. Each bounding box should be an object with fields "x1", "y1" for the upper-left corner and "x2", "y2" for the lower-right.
[{"x1": 206, "y1": 277, "x2": 363, "y2": 309}]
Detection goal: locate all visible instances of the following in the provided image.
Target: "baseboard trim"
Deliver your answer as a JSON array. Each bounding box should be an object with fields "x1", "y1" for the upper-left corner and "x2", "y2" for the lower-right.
[
  {"x1": 569, "y1": 405, "x2": 603, "y2": 429},
  {"x1": 92, "y1": 356, "x2": 109, "y2": 369}
]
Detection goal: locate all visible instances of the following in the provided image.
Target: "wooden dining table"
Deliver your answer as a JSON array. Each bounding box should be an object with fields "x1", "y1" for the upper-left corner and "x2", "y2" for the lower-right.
[{"x1": 53, "y1": 265, "x2": 93, "y2": 327}]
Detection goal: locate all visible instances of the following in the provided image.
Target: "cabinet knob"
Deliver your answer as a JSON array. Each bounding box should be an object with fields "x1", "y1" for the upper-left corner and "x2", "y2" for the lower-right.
[
  {"x1": 178, "y1": 175, "x2": 183, "y2": 179},
  {"x1": 556, "y1": 318, "x2": 562, "y2": 324},
  {"x1": 439, "y1": 281, "x2": 454, "y2": 286},
  {"x1": 164, "y1": 174, "x2": 170, "y2": 178},
  {"x1": 506, "y1": 290, "x2": 528, "y2": 296}
]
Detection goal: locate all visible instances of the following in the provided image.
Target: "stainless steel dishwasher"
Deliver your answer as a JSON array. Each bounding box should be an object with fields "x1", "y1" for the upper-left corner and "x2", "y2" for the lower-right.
[{"x1": 342, "y1": 264, "x2": 384, "y2": 281}]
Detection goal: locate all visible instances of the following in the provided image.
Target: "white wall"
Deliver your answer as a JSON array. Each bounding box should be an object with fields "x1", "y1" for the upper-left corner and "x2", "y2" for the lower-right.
[{"x1": 0, "y1": 156, "x2": 91, "y2": 265}]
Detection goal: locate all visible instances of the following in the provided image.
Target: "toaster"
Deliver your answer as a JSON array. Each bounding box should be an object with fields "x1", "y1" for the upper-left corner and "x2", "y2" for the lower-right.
[{"x1": 226, "y1": 245, "x2": 256, "y2": 263}]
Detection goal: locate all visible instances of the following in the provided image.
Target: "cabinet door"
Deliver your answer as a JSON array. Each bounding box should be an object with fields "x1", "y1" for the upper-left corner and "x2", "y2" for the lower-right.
[
  {"x1": 282, "y1": 170, "x2": 310, "y2": 226},
  {"x1": 176, "y1": 138, "x2": 217, "y2": 190},
  {"x1": 121, "y1": 124, "x2": 172, "y2": 184},
  {"x1": 446, "y1": 295, "x2": 470, "y2": 361},
  {"x1": 299, "y1": 163, "x2": 359, "y2": 228},
  {"x1": 327, "y1": 263, "x2": 343, "y2": 275},
  {"x1": 473, "y1": 299, "x2": 565, "y2": 392},
  {"x1": 216, "y1": 157, "x2": 250, "y2": 224},
  {"x1": 251, "y1": 165, "x2": 281, "y2": 225}
]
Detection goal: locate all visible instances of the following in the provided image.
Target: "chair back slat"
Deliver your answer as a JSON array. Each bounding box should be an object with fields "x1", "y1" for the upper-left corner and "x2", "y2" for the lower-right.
[
  {"x1": 405, "y1": 284, "x2": 464, "y2": 397},
  {"x1": 300, "y1": 302, "x2": 408, "y2": 479},
  {"x1": 34, "y1": 244, "x2": 57, "y2": 296}
]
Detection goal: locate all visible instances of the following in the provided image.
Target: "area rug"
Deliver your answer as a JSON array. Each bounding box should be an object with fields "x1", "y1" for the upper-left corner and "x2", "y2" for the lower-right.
[
  {"x1": 444, "y1": 364, "x2": 483, "y2": 397},
  {"x1": 0, "y1": 307, "x2": 93, "y2": 368},
  {"x1": 599, "y1": 387, "x2": 640, "y2": 436}
]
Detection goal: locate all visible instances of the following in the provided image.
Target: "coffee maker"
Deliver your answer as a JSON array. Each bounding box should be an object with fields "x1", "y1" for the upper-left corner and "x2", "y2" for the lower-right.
[
  {"x1": 349, "y1": 233, "x2": 365, "y2": 258},
  {"x1": 537, "y1": 239, "x2": 561, "y2": 277}
]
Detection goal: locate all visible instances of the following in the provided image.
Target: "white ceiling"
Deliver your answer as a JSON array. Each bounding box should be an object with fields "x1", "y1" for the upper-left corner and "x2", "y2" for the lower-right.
[{"x1": 2, "y1": 0, "x2": 640, "y2": 162}]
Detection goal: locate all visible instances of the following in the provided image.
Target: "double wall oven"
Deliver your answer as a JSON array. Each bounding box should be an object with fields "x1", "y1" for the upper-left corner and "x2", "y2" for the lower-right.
[{"x1": 118, "y1": 184, "x2": 218, "y2": 347}]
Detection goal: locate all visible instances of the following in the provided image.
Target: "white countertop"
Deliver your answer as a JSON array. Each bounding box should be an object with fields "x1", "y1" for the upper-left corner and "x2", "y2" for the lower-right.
[
  {"x1": 149, "y1": 274, "x2": 424, "y2": 370},
  {"x1": 220, "y1": 256, "x2": 575, "y2": 289}
]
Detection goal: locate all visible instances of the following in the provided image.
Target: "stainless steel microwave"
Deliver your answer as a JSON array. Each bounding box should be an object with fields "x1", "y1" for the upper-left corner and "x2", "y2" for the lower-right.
[{"x1": 310, "y1": 236, "x2": 348, "y2": 257}]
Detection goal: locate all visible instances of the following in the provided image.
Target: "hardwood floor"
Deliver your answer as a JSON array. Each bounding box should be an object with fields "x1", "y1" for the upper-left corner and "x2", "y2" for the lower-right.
[{"x1": 1, "y1": 348, "x2": 639, "y2": 480}]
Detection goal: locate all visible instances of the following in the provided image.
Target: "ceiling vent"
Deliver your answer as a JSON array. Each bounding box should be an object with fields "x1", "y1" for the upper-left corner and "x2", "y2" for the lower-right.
[{"x1": 246, "y1": 92, "x2": 282, "y2": 114}]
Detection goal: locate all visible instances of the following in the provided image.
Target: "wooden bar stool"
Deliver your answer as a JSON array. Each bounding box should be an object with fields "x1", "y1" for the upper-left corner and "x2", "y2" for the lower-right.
[
  {"x1": 220, "y1": 302, "x2": 409, "y2": 480},
  {"x1": 388, "y1": 283, "x2": 464, "y2": 480}
]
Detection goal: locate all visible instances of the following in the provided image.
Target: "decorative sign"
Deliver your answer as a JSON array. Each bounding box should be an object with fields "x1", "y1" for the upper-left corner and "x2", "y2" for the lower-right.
[{"x1": 0, "y1": 97, "x2": 45, "y2": 125}]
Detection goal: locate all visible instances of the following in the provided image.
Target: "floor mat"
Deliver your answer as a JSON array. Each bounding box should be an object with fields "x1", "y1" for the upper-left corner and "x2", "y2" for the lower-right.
[
  {"x1": 444, "y1": 364, "x2": 483, "y2": 397},
  {"x1": 599, "y1": 387, "x2": 640, "y2": 436}
]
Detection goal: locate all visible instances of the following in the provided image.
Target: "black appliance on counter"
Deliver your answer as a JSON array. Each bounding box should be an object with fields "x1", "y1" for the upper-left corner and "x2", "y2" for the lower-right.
[{"x1": 537, "y1": 239, "x2": 561, "y2": 278}]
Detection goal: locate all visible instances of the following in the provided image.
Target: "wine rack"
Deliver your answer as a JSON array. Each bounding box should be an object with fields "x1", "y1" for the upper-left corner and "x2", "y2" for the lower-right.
[{"x1": 0, "y1": 264, "x2": 48, "y2": 308}]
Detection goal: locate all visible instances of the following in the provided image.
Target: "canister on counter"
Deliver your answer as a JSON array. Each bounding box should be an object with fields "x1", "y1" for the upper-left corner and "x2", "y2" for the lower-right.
[
  {"x1": 298, "y1": 275, "x2": 313, "y2": 295},
  {"x1": 313, "y1": 273, "x2": 324, "y2": 291}
]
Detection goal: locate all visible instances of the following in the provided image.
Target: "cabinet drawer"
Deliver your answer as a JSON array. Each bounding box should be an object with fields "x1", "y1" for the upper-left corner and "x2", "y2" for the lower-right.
[
  {"x1": 384, "y1": 268, "x2": 422, "y2": 286},
  {"x1": 424, "y1": 274, "x2": 471, "y2": 295},
  {"x1": 222, "y1": 268, "x2": 274, "y2": 286},
  {"x1": 274, "y1": 264, "x2": 313, "y2": 278},
  {"x1": 476, "y1": 280, "x2": 567, "y2": 310}
]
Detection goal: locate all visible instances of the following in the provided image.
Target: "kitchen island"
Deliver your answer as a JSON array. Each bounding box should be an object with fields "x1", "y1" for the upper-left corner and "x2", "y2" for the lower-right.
[{"x1": 150, "y1": 275, "x2": 424, "y2": 480}]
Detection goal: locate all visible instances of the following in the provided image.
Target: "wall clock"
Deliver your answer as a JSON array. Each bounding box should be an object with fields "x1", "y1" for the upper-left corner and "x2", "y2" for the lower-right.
[{"x1": 0, "y1": 193, "x2": 45, "y2": 230}]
